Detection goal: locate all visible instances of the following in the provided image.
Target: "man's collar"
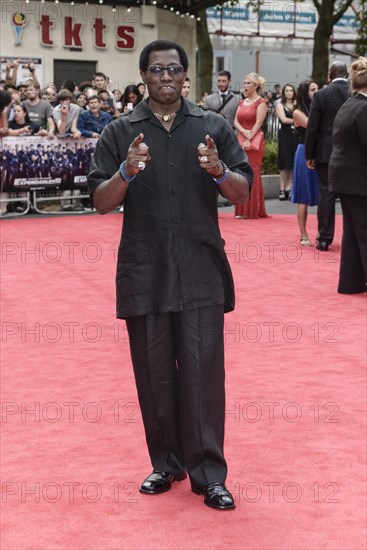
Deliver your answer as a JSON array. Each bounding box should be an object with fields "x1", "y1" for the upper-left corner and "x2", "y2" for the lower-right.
[
  {"x1": 129, "y1": 97, "x2": 204, "y2": 122},
  {"x1": 331, "y1": 77, "x2": 348, "y2": 82}
]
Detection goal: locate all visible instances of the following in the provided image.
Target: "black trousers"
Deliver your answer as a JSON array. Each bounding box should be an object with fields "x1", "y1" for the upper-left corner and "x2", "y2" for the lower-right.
[
  {"x1": 338, "y1": 194, "x2": 367, "y2": 294},
  {"x1": 126, "y1": 305, "x2": 227, "y2": 491},
  {"x1": 316, "y1": 163, "x2": 337, "y2": 244}
]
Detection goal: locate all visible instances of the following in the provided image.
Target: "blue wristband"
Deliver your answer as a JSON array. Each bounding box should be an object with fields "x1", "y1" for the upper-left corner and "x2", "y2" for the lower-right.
[
  {"x1": 119, "y1": 160, "x2": 136, "y2": 183},
  {"x1": 213, "y1": 161, "x2": 229, "y2": 184}
]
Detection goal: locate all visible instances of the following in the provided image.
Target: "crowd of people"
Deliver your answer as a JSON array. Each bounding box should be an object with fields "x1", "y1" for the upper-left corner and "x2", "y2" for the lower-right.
[{"x1": 0, "y1": 55, "x2": 366, "y2": 294}]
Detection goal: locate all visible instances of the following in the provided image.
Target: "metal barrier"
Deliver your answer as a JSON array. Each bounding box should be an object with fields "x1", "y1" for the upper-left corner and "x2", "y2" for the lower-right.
[
  {"x1": 0, "y1": 191, "x2": 32, "y2": 218},
  {"x1": 32, "y1": 187, "x2": 92, "y2": 215}
]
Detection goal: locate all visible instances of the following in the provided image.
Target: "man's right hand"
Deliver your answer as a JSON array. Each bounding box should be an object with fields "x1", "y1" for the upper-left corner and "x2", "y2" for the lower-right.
[
  {"x1": 125, "y1": 133, "x2": 151, "y2": 177},
  {"x1": 306, "y1": 159, "x2": 315, "y2": 169}
]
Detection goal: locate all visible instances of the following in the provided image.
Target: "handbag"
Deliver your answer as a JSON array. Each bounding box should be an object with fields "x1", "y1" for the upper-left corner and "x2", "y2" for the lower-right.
[{"x1": 241, "y1": 131, "x2": 263, "y2": 152}]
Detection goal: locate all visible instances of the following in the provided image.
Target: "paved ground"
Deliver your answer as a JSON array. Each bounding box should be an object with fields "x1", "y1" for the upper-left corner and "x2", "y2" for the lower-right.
[
  {"x1": 219, "y1": 197, "x2": 342, "y2": 216},
  {"x1": 2, "y1": 196, "x2": 342, "y2": 219}
]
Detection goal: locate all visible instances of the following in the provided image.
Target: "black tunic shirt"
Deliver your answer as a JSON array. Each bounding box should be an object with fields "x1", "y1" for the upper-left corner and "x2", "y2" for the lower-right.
[{"x1": 88, "y1": 98, "x2": 253, "y2": 319}]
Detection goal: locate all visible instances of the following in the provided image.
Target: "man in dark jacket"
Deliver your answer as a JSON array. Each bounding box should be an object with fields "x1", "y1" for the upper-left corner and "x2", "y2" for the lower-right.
[{"x1": 305, "y1": 61, "x2": 349, "y2": 251}]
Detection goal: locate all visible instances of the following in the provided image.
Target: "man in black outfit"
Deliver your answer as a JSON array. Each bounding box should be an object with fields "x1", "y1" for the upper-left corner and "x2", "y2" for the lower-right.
[
  {"x1": 305, "y1": 61, "x2": 349, "y2": 251},
  {"x1": 88, "y1": 40, "x2": 253, "y2": 510}
]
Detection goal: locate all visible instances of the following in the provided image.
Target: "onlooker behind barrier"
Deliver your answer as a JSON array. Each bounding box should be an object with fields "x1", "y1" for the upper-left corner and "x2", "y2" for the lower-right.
[
  {"x1": 120, "y1": 84, "x2": 143, "y2": 113},
  {"x1": 75, "y1": 92, "x2": 88, "y2": 110},
  {"x1": 3, "y1": 83, "x2": 21, "y2": 122},
  {"x1": 8, "y1": 102, "x2": 39, "y2": 135},
  {"x1": 181, "y1": 77, "x2": 191, "y2": 98},
  {"x1": 78, "y1": 81, "x2": 95, "y2": 98},
  {"x1": 22, "y1": 82, "x2": 55, "y2": 139},
  {"x1": 112, "y1": 88, "x2": 123, "y2": 111},
  {"x1": 53, "y1": 89, "x2": 82, "y2": 138},
  {"x1": 329, "y1": 57, "x2": 367, "y2": 294},
  {"x1": 97, "y1": 89, "x2": 115, "y2": 116},
  {"x1": 77, "y1": 95, "x2": 111, "y2": 138},
  {"x1": 137, "y1": 82, "x2": 147, "y2": 98},
  {"x1": 92, "y1": 72, "x2": 119, "y2": 116},
  {"x1": 42, "y1": 84, "x2": 58, "y2": 107}
]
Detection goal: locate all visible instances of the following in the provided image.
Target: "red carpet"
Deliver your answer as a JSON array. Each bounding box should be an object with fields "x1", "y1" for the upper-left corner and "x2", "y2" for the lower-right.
[{"x1": 1, "y1": 213, "x2": 366, "y2": 549}]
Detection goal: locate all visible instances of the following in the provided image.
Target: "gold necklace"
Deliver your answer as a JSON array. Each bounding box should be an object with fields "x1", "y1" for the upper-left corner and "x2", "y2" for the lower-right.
[{"x1": 153, "y1": 111, "x2": 177, "y2": 122}]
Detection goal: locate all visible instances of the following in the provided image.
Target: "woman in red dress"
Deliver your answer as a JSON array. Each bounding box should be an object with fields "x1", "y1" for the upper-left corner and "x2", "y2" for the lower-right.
[{"x1": 234, "y1": 73, "x2": 269, "y2": 218}]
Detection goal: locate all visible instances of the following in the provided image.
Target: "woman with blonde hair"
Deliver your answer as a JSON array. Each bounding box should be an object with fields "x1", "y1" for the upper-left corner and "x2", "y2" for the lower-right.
[
  {"x1": 329, "y1": 57, "x2": 367, "y2": 293},
  {"x1": 234, "y1": 72, "x2": 269, "y2": 218}
]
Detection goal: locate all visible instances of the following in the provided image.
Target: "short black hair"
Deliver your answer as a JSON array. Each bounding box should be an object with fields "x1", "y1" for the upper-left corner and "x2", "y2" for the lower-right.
[
  {"x1": 139, "y1": 40, "x2": 188, "y2": 72},
  {"x1": 218, "y1": 70, "x2": 231, "y2": 80}
]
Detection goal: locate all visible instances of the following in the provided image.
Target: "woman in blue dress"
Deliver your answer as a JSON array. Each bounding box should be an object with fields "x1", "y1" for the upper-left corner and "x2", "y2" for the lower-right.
[{"x1": 290, "y1": 80, "x2": 319, "y2": 246}]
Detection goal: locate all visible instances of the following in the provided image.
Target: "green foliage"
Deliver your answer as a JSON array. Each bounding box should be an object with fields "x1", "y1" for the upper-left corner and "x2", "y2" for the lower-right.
[
  {"x1": 262, "y1": 140, "x2": 279, "y2": 175},
  {"x1": 356, "y1": 0, "x2": 367, "y2": 57}
]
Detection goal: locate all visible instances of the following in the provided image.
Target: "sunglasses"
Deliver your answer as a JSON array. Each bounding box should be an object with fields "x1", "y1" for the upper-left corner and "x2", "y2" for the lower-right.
[{"x1": 147, "y1": 65, "x2": 184, "y2": 75}]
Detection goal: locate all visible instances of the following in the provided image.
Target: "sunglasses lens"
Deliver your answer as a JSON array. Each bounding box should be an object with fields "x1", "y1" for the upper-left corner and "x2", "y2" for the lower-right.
[
  {"x1": 148, "y1": 66, "x2": 164, "y2": 74},
  {"x1": 148, "y1": 65, "x2": 184, "y2": 75},
  {"x1": 168, "y1": 66, "x2": 183, "y2": 74}
]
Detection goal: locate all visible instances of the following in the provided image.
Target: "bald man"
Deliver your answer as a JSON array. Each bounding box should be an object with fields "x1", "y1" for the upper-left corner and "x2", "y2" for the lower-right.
[{"x1": 305, "y1": 61, "x2": 350, "y2": 251}]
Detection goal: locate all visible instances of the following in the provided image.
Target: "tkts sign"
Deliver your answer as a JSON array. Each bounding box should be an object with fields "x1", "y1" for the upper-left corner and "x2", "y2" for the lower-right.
[
  {"x1": 4, "y1": 3, "x2": 136, "y2": 50},
  {"x1": 40, "y1": 15, "x2": 135, "y2": 50}
]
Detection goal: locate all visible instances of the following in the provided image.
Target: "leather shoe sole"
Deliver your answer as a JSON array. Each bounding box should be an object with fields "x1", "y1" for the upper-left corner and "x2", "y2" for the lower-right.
[
  {"x1": 139, "y1": 471, "x2": 187, "y2": 494},
  {"x1": 192, "y1": 483, "x2": 236, "y2": 510}
]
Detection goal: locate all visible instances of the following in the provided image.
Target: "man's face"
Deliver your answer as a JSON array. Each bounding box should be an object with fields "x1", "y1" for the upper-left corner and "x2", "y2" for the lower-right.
[
  {"x1": 217, "y1": 75, "x2": 230, "y2": 93},
  {"x1": 181, "y1": 80, "x2": 190, "y2": 97},
  {"x1": 94, "y1": 76, "x2": 107, "y2": 90},
  {"x1": 140, "y1": 49, "x2": 186, "y2": 106},
  {"x1": 45, "y1": 88, "x2": 56, "y2": 102},
  {"x1": 26, "y1": 86, "x2": 38, "y2": 100},
  {"x1": 88, "y1": 98, "x2": 100, "y2": 113},
  {"x1": 60, "y1": 98, "x2": 71, "y2": 112}
]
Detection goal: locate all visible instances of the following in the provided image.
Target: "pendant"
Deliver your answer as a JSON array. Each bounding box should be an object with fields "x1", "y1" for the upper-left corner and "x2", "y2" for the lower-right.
[{"x1": 162, "y1": 114, "x2": 170, "y2": 122}]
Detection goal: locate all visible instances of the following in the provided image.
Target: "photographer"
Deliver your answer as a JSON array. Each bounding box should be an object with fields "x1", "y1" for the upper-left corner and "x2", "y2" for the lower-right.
[{"x1": 53, "y1": 89, "x2": 82, "y2": 138}]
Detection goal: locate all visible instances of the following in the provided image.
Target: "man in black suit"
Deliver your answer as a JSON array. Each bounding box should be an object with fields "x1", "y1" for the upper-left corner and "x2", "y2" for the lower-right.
[
  {"x1": 305, "y1": 61, "x2": 349, "y2": 251},
  {"x1": 329, "y1": 57, "x2": 367, "y2": 294}
]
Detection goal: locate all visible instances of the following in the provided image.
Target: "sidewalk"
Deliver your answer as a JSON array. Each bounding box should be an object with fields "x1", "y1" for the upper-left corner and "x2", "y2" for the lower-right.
[{"x1": 219, "y1": 197, "x2": 342, "y2": 216}]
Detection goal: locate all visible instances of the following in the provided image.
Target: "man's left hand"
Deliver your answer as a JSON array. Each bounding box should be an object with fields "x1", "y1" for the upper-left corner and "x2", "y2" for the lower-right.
[{"x1": 197, "y1": 135, "x2": 223, "y2": 178}]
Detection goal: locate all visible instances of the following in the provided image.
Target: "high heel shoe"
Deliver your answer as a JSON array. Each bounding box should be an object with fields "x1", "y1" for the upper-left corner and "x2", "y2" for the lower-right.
[
  {"x1": 278, "y1": 191, "x2": 287, "y2": 201},
  {"x1": 300, "y1": 237, "x2": 311, "y2": 247}
]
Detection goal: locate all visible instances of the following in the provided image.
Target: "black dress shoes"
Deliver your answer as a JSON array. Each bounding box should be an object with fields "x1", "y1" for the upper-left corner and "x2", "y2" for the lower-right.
[
  {"x1": 139, "y1": 471, "x2": 187, "y2": 494},
  {"x1": 316, "y1": 240, "x2": 329, "y2": 251},
  {"x1": 192, "y1": 483, "x2": 236, "y2": 510}
]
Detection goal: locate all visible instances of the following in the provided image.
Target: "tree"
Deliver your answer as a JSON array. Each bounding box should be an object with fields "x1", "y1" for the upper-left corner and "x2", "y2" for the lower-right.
[
  {"x1": 196, "y1": 0, "x2": 359, "y2": 91},
  {"x1": 196, "y1": 9, "x2": 213, "y2": 102},
  {"x1": 355, "y1": 0, "x2": 367, "y2": 56},
  {"x1": 311, "y1": 0, "x2": 354, "y2": 85}
]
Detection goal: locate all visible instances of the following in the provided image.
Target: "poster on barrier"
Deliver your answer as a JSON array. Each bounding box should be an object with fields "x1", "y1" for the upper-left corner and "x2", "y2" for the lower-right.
[{"x1": 0, "y1": 136, "x2": 98, "y2": 193}]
